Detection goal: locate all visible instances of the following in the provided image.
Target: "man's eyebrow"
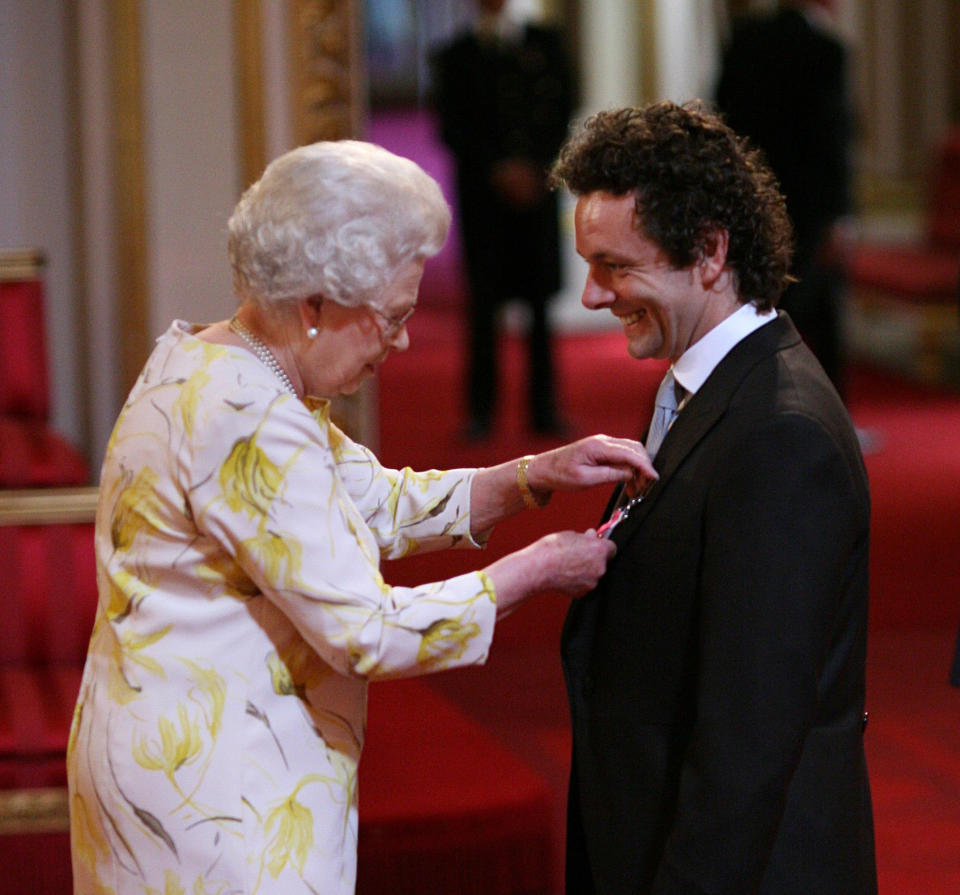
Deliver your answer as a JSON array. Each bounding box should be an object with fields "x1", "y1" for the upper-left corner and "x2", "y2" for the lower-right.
[{"x1": 581, "y1": 249, "x2": 630, "y2": 264}]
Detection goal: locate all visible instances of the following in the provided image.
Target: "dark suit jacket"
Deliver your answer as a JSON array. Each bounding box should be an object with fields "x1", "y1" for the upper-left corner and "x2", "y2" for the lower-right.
[
  {"x1": 562, "y1": 313, "x2": 877, "y2": 894},
  {"x1": 715, "y1": 8, "x2": 852, "y2": 254},
  {"x1": 430, "y1": 24, "x2": 573, "y2": 301}
]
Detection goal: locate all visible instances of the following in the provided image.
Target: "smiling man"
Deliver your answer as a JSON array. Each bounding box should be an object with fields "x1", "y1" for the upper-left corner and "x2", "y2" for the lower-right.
[{"x1": 550, "y1": 102, "x2": 877, "y2": 895}]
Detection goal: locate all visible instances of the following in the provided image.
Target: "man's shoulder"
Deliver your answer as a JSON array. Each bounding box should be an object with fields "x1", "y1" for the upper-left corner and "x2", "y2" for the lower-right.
[
  {"x1": 728, "y1": 7, "x2": 830, "y2": 52},
  {"x1": 431, "y1": 30, "x2": 478, "y2": 63},
  {"x1": 774, "y1": 7, "x2": 845, "y2": 56},
  {"x1": 522, "y1": 22, "x2": 563, "y2": 42},
  {"x1": 735, "y1": 326, "x2": 857, "y2": 444},
  {"x1": 723, "y1": 311, "x2": 799, "y2": 368},
  {"x1": 714, "y1": 316, "x2": 841, "y2": 413},
  {"x1": 732, "y1": 316, "x2": 830, "y2": 391},
  {"x1": 727, "y1": 9, "x2": 790, "y2": 44}
]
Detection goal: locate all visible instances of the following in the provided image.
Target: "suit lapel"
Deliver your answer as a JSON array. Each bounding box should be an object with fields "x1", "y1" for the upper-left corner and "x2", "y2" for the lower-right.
[{"x1": 609, "y1": 313, "x2": 801, "y2": 547}]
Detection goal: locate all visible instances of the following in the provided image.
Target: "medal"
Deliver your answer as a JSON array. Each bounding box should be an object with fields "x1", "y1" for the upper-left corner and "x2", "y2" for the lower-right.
[{"x1": 596, "y1": 490, "x2": 650, "y2": 539}]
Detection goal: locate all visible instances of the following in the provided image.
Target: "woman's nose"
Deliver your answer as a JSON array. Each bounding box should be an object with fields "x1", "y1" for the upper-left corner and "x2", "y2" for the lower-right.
[{"x1": 390, "y1": 327, "x2": 410, "y2": 352}]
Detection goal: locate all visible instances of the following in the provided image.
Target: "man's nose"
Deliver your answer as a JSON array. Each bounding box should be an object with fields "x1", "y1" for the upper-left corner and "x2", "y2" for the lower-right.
[{"x1": 581, "y1": 271, "x2": 614, "y2": 310}]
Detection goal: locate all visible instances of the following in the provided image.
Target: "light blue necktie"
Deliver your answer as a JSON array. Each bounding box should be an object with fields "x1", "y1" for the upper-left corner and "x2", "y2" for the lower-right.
[
  {"x1": 601, "y1": 368, "x2": 682, "y2": 536},
  {"x1": 645, "y1": 368, "x2": 683, "y2": 460}
]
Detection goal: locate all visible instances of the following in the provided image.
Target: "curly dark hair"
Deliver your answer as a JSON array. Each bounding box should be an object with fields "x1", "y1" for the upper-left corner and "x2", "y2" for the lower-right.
[{"x1": 549, "y1": 101, "x2": 794, "y2": 309}]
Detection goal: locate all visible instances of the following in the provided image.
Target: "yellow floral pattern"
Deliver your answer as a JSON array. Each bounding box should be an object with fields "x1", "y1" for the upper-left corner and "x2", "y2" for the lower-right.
[
  {"x1": 110, "y1": 468, "x2": 163, "y2": 552},
  {"x1": 133, "y1": 704, "x2": 204, "y2": 784},
  {"x1": 67, "y1": 320, "x2": 496, "y2": 895},
  {"x1": 219, "y1": 429, "x2": 285, "y2": 520}
]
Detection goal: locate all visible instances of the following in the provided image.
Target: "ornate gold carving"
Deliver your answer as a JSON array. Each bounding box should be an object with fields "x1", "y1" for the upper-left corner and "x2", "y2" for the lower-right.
[
  {"x1": 287, "y1": 0, "x2": 374, "y2": 447},
  {"x1": 288, "y1": 0, "x2": 364, "y2": 145}
]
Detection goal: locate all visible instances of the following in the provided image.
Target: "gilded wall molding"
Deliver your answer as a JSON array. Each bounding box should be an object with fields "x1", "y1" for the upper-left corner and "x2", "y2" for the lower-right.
[
  {"x1": 288, "y1": 0, "x2": 364, "y2": 144},
  {"x1": 287, "y1": 0, "x2": 375, "y2": 447},
  {"x1": 0, "y1": 487, "x2": 99, "y2": 527},
  {"x1": 0, "y1": 248, "x2": 46, "y2": 282},
  {"x1": 0, "y1": 787, "x2": 70, "y2": 835},
  {"x1": 235, "y1": 0, "x2": 268, "y2": 188},
  {"x1": 639, "y1": 0, "x2": 658, "y2": 104},
  {"x1": 110, "y1": 0, "x2": 150, "y2": 396}
]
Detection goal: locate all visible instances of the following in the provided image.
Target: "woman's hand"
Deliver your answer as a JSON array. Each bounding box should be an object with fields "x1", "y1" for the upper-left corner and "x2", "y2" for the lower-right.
[
  {"x1": 469, "y1": 435, "x2": 657, "y2": 535},
  {"x1": 484, "y1": 529, "x2": 617, "y2": 617},
  {"x1": 530, "y1": 530, "x2": 617, "y2": 597},
  {"x1": 526, "y1": 435, "x2": 657, "y2": 501}
]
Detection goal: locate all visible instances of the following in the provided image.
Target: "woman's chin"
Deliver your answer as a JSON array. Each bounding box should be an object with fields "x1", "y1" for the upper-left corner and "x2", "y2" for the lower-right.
[{"x1": 336, "y1": 367, "x2": 376, "y2": 396}]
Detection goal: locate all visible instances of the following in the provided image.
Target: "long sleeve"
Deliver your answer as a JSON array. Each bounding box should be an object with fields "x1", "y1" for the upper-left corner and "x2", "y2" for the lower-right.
[
  {"x1": 323, "y1": 414, "x2": 482, "y2": 558},
  {"x1": 186, "y1": 390, "x2": 496, "y2": 681}
]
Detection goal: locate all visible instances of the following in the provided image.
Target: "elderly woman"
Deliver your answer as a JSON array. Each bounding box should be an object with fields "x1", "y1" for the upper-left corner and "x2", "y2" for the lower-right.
[{"x1": 67, "y1": 141, "x2": 652, "y2": 895}]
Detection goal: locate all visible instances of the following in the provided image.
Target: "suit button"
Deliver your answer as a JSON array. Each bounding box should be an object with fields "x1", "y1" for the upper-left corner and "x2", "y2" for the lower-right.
[
  {"x1": 861, "y1": 711, "x2": 869, "y2": 732},
  {"x1": 583, "y1": 674, "x2": 594, "y2": 696}
]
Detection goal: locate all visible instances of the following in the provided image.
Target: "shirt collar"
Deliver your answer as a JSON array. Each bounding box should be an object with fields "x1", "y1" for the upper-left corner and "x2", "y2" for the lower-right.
[{"x1": 672, "y1": 303, "x2": 776, "y2": 397}]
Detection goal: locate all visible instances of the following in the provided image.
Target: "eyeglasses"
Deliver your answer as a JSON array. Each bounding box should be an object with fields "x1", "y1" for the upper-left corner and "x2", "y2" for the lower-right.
[{"x1": 369, "y1": 305, "x2": 416, "y2": 339}]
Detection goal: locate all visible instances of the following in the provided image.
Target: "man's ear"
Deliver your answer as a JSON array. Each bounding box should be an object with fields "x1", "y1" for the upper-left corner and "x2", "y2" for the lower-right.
[{"x1": 697, "y1": 228, "x2": 729, "y2": 290}]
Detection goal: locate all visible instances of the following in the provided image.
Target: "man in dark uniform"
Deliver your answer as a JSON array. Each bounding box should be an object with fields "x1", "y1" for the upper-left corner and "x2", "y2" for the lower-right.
[
  {"x1": 431, "y1": 0, "x2": 574, "y2": 438},
  {"x1": 716, "y1": 0, "x2": 853, "y2": 395}
]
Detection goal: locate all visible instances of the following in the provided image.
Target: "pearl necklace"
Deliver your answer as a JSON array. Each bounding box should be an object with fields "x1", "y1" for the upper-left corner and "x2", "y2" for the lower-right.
[{"x1": 229, "y1": 316, "x2": 298, "y2": 397}]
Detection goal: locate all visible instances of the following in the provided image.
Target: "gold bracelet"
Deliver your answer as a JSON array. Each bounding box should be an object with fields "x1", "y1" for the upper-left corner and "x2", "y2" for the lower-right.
[{"x1": 517, "y1": 455, "x2": 550, "y2": 509}]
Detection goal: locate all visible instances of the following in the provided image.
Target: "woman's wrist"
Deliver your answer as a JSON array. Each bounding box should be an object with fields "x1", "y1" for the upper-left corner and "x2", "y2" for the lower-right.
[
  {"x1": 484, "y1": 541, "x2": 549, "y2": 615},
  {"x1": 516, "y1": 455, "x2": 551, "y2": 509}
]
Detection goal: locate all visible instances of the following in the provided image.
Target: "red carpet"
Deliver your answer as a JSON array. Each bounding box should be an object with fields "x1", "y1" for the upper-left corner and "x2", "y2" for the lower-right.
[
  {"x1": 373, "y1": 305, "x2": 960, "y2": 894},
  {"x1": 359, "y1": 678, "x2": 554, "y2": 895}
]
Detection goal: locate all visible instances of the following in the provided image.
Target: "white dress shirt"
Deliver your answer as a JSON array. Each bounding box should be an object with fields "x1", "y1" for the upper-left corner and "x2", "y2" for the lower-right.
[{"x1": 672, "y1": 303, "x2": 777, "y2": 403}]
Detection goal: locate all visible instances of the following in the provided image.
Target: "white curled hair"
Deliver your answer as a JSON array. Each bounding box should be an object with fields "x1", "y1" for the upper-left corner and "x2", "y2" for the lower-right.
[{"x1": 227, "y1": 140, "x2": 450, "y2": 309}]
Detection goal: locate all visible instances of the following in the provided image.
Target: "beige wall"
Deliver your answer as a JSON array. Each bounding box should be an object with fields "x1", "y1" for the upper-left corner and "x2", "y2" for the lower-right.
[{"x1": 141, "y1": 0, "x2": 241, "y2": 337}]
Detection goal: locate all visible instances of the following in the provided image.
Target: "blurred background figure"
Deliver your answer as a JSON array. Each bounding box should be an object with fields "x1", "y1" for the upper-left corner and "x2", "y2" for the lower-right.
[
  {"x1": 954, "y1": 263, "x2": 960, "y2": 689},
  {"x1": 716, "y1": 0, "x2": 854, "y2": 398},
  {"x1": 431, "y1": 0, "x2": 574, "y2": 440}
]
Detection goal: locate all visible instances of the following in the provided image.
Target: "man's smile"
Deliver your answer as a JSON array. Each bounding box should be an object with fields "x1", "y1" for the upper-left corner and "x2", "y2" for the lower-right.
[{"x1": 618, "y1": 309, "x2": 648, "y2": 326}]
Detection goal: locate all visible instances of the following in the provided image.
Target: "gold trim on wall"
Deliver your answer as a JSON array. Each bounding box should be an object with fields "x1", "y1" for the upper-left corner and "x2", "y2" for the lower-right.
[
  {"x1": 234, "y1": 0, "x2": 268, "y2": 187},
  {"x1": 287, "y1": 0, "x2": 375, "y2": 447},
  {"x1": 0, "y1": 788, "x2": 70, "y2": 835},
  {"x1": 0, "y1": 248, "x2": 46, "y2": 282},
  {"x1": 110, "y1": 0, "x2": 150, "y2": 396},
  {"x1": 0, "y1": 487, "x2": 99, "y2": 527},
  {"x1": 638, "y1": 0, "x2": 658, "y2": 104},
  {"x1": 288, "y1": 0, "x2": 363, "y2": 145}
]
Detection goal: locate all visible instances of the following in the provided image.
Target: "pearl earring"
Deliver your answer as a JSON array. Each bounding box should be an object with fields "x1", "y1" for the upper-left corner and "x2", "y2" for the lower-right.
[{"x1": 306, "y1": 326, "x2": 319, "y2": 339}]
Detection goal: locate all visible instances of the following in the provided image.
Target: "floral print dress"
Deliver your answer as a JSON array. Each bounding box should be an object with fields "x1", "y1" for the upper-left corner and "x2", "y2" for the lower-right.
[{"x1": 68, "y1": 320, "x2": 497, "y2": 895}]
